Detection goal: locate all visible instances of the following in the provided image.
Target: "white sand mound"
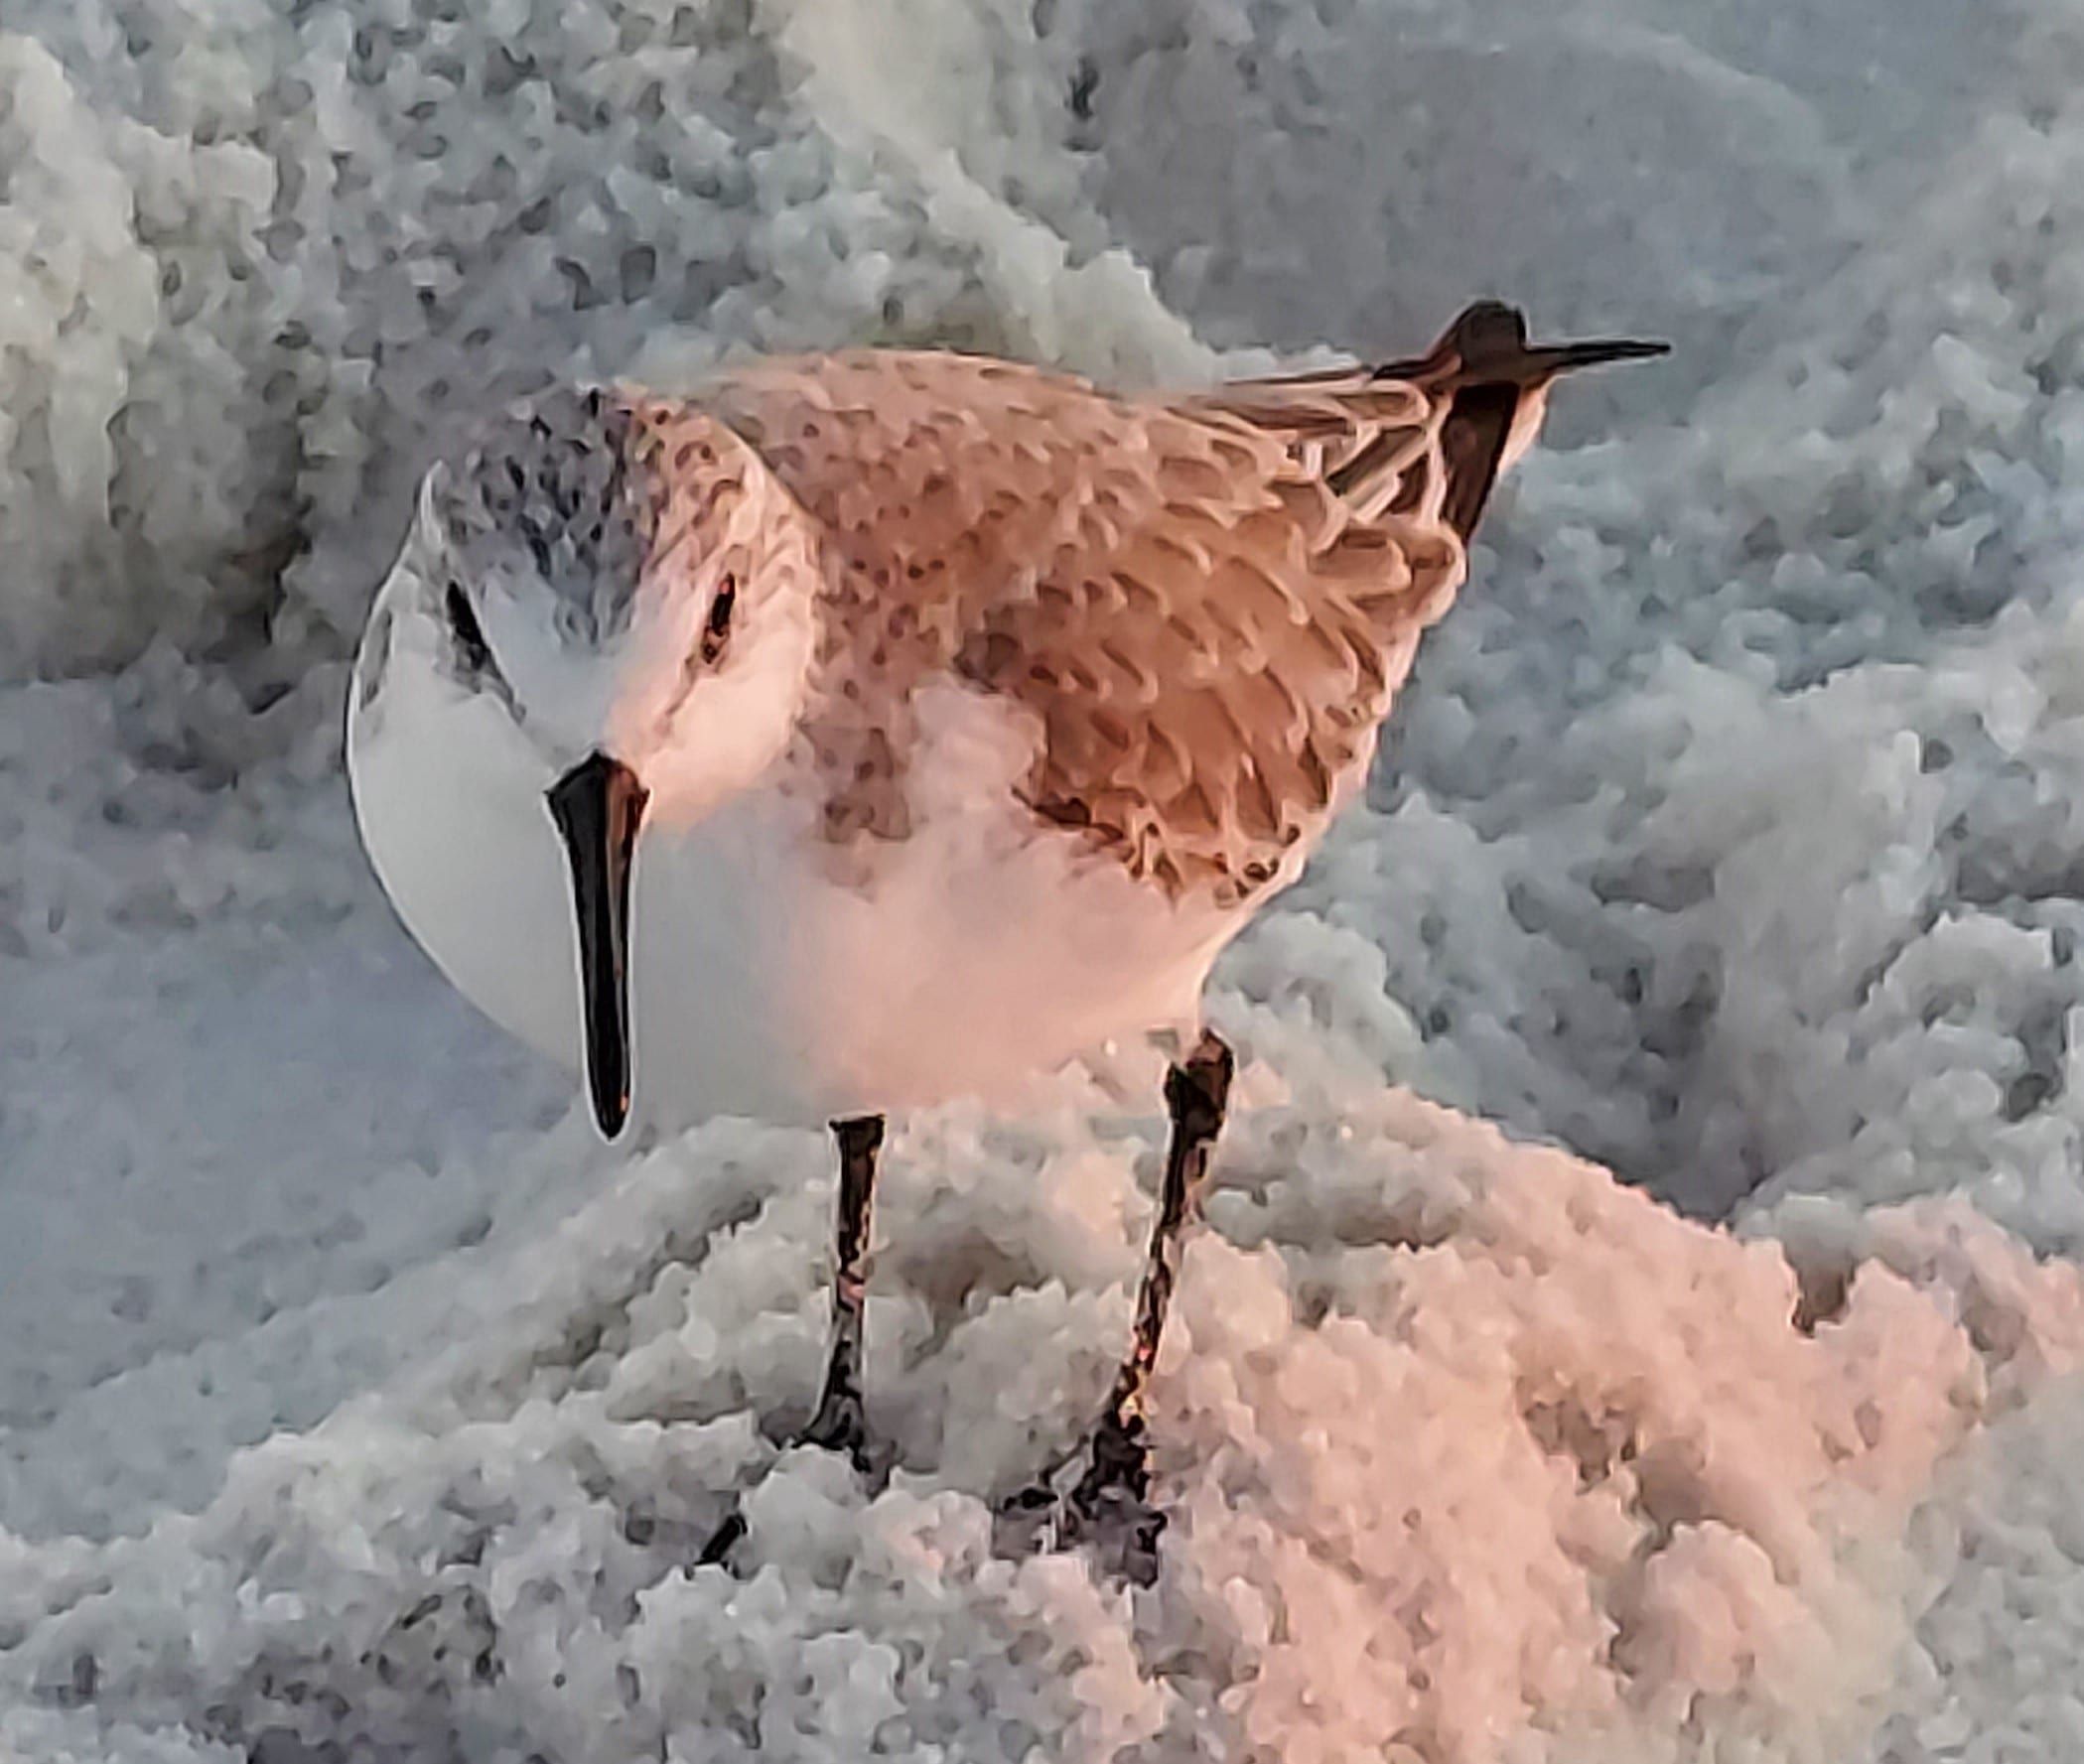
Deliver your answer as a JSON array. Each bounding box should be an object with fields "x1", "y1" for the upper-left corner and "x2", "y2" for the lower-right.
[
  {"x1": 5, "y1": 1059, "x2": 2079, "y2": 1764},
  {"x1": 9, "y1": 0, "x2": 2084, "y2": 1757}
]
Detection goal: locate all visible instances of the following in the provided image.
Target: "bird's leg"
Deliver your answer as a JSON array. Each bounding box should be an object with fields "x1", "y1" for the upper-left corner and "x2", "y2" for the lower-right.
[
  {"x1": 697, "y1": 1112, "x2": 885, "y2": 1567},
  {"x1": 1082, "y1": 1033, "x2": 1234, "y2": 1513},
  {"x1": 998, "y1": 1030, "x2": 1234, "y2": 1582},
  {"x1": 797, "y1": 1113, "x2": 885, "y2": 1466}
]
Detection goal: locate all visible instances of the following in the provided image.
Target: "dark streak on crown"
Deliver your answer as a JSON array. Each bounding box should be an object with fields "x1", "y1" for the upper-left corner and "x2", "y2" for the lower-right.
[{"x1": 435, "y1": 387, "x2": 666, "y2": 640}]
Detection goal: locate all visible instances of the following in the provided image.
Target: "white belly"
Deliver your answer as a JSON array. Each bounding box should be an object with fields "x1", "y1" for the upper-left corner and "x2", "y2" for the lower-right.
[
  {"x1": 349, "y1": 670, "x2": 1243, "y2": 1130},
  {"x1": 626, "y1": 793, "x2": 1234, "y2": 1124}
]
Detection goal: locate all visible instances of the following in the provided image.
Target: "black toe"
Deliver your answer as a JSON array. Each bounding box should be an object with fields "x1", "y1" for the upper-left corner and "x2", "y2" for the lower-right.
[{"x1": 993, "y1": 1412, "x2": 1168, "y2": 1585}]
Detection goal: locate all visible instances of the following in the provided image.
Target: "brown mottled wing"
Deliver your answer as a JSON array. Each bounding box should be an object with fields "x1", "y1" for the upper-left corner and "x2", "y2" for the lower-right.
[{"x1": 696, "y1": 350, "x2": 1466, "y2": 902}]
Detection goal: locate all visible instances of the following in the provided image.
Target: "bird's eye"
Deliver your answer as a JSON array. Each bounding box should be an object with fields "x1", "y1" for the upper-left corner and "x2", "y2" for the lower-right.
[
  {"x1": 700, "y1": 576, "x2": 736, "y2": 665},
  {"x1": 444, "y1": 581, "x2": 493, "y2": 677}
]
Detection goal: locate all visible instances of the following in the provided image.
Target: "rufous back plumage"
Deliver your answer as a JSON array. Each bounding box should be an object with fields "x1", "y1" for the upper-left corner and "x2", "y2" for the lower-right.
[{"x1": 618, "y1": 304, "x2": 1663, "y2": 904}]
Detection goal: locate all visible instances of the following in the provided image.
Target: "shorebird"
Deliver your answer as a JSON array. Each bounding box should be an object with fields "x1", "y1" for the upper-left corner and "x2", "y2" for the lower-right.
[{"x1": 346, "y1": 301, "x2": 1665, "y2": 1579}]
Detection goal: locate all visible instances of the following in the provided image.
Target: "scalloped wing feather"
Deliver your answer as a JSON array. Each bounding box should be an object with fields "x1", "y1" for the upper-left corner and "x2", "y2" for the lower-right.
[{"x1": 689, "y1": 349, "x2": 1470, "y2": 903}]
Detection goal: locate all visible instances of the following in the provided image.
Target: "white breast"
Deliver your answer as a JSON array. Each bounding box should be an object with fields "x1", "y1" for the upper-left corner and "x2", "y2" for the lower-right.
[
  {"x1": 349, "y1": 645, "x2": 593, "y2": 1079},
  {"x1": 351, "y1": 664, "x2": 1247, "y2": 1131}
]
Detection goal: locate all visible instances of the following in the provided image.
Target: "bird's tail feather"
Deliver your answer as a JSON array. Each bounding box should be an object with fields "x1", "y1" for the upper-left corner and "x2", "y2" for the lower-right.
[
  {"x1": 1188, "y1": 300, "x2": 1668, "y2": 539},
  {"x1": 1382, "y1": 301, "x2": 1669, "y2": 391},
  {"x1": 1371, "y1": 302, "x2": 1669, "y2": 539}
]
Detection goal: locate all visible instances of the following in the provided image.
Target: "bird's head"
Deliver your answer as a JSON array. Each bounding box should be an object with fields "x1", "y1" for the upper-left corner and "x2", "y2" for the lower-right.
[{"x1": 352, "y1": 385, "x2": 822, "y2": 1135}]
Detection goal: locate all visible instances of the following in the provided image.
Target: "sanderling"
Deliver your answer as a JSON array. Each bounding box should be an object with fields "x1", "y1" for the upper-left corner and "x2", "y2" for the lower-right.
[{"x1": 346, "y1": 301, "x2": 1665, "y2": 1579}]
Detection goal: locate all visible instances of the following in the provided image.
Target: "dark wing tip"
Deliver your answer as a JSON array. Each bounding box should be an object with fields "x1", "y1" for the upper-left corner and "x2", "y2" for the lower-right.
[
  {"x1": 1428, "y1": 308, "x2": 1666, "y2": 541},
  {"x1": 1539, "y1": 337, "x2": 1671, "y2": 373},
  {"x1": 1385, "y1": 303, "x2": 1670, "y2": 386}
]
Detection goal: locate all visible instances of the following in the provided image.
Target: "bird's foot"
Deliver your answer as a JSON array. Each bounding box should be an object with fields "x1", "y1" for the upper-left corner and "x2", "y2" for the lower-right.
[
  {"x1": 993, "y1": 1408, "x2": 1166, "y2": 1586},
  {"x1": 794, "y1": 1379, "x2": 877, "y2": 1474},
  {"x1": 696, "y1": 1385, "x2": 882, "y2": 1569}
]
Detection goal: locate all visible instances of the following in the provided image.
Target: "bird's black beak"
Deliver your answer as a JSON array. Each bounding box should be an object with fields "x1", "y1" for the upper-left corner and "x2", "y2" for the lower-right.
[{"x1": 545, "y1": 751, "x2": 648, "y2": 1139}]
